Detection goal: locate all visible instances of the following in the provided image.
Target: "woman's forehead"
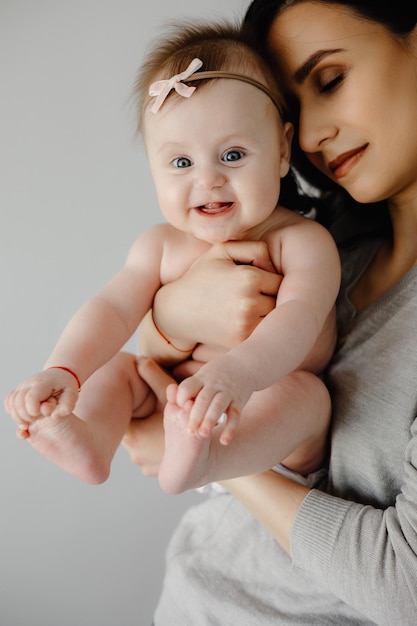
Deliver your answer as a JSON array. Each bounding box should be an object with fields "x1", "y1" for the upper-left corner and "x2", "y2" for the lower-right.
[{"x1": 268, "y1": 2, "x2": 379, "y2": 59}]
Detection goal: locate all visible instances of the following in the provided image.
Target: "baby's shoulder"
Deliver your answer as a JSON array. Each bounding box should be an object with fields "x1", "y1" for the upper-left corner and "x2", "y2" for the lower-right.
[
  {"x1": 249, "y1": 205, "x2": 313, "y2": 242},
  {"x1": 144, "y1": 223, "x2": 210, "y2": 283}
]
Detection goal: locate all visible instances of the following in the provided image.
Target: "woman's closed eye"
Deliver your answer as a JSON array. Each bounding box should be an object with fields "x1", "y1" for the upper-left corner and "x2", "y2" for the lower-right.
[{"x1": 317, "y1": 68, "x2": 346, "y2": 94}]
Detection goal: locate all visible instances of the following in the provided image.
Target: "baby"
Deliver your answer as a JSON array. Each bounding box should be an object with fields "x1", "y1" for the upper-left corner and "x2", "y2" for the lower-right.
[{"x1": 5, "y1": 20, "x2": 340, "y2": 493}]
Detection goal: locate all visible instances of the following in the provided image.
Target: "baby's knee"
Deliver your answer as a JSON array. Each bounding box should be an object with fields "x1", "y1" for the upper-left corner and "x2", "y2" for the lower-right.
[{"x1": 105, "y1": 351, "x2": 139, "y2": 381}]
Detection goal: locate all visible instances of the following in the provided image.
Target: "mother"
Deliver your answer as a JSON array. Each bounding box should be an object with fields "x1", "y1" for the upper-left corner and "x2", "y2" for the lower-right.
[{"x1": 124, "y1": 2, "x2": 417, "y2": 624}]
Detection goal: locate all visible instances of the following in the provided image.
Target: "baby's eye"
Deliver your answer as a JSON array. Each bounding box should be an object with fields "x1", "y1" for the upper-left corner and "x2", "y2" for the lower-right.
[
  {"x1": 222, "y1": 149, "x2": 245, "y2": 163},
  {"x1": 172, "y1": 156, "x2": 193, "y2": 168}
]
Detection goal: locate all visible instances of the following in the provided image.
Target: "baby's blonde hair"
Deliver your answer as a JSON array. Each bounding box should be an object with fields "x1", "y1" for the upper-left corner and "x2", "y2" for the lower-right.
[{"x1": 133, "y1": 18, "x2": 286, "y2": 134}]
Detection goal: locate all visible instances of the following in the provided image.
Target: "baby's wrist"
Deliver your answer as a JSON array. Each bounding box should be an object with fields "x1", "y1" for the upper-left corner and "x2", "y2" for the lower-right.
[{"x1": 46, "y1": 366, "x2": 81, "y2": 391}]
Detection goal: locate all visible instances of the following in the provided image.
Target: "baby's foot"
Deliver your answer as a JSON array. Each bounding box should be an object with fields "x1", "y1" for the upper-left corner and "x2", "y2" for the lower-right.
[
  {"x1": 158, "y1": 400, "x2": 213, "y2": 495},
  {"x1": 24, "y1": 413, "x2": 111, "y2": 484}
]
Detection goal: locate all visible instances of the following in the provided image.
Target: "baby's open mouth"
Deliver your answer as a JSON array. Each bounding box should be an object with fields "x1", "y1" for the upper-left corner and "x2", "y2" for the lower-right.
[{"x1": 196, "y1": 202, "x2": 233, "y2": 214}]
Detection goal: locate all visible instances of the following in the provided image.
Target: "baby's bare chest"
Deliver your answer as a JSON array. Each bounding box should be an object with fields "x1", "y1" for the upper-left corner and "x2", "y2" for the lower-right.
[{"x1": 160, "y1": 236, "x2": 212, "y2": 285}]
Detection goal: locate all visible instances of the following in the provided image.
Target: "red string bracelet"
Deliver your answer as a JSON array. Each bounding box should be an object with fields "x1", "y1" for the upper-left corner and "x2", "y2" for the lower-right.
[
  {"x1": 151, "y1": 311, "x2": 193, "y2": 354},
  {"x1": 47, "y1": 366, "x2": 81, "y2": 391}
]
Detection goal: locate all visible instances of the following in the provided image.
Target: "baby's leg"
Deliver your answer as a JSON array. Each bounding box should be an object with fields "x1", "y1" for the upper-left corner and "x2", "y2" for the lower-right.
[
  {"x1": 159, "y1": 371, "x2": 330, "y2": 494},
  {"x1": 26, "y1": 352, "x2": 155, "y2": 483}
]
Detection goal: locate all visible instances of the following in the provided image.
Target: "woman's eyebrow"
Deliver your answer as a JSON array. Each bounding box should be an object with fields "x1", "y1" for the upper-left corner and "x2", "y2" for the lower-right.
[{"x1": 294, "y1": 48, "x2": 344, "y2": 83}]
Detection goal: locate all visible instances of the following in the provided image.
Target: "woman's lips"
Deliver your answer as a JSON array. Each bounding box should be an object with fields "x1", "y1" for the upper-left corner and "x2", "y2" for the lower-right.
[{"x1": 328, "y1": 144, "x2": 368, "y2": 179}]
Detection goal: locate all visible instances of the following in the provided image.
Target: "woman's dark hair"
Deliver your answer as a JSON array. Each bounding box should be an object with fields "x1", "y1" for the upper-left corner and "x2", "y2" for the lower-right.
[
  {"x1": 242, "y1": 1, "x2": 417, "y2": 241},
  {"x1": 244, "y1": 1, "x2": 417, "y2": 42}
]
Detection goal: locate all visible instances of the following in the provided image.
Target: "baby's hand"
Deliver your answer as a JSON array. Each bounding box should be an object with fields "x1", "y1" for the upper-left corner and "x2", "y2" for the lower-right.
[
  {"x1": 4, "y1": 369, "x2": 80, "y2": 437},
  {"x1": 173, "y1": 357, "x2": 255, "y2": 445}
]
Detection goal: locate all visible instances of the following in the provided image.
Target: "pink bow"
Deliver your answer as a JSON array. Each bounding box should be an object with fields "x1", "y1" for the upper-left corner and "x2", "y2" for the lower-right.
[{"x1": 149, "y1": 58, "x2": 203, "y2": 113}]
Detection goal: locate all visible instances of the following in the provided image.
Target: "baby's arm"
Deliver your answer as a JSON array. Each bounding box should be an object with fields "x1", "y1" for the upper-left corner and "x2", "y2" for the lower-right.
[
  {"x1": 174, "y1": 216, "x2": 340, "y2": 444},
  {"x1": 6, "y1": 227, "x2": 165, "y2": 429}
]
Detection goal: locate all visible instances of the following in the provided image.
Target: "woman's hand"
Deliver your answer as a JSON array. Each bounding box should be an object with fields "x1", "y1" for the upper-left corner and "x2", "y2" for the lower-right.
[
  {"x1": 121, "y1": 358, "x2": 173, "y2": 476},
  {"x1": 152, "y1": 240, "x2": 282, "y2": 349}
]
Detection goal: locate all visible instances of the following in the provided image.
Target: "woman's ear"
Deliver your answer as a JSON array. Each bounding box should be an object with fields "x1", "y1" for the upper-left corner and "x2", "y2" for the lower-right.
[{"x1": 279, "y1": 122, "x2": 293, "y2": 178}]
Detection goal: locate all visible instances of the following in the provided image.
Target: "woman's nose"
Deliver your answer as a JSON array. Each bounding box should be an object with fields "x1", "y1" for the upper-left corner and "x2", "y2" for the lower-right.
[{"x1": 298, "y1": 105, "x2": 338, "y2": 154}]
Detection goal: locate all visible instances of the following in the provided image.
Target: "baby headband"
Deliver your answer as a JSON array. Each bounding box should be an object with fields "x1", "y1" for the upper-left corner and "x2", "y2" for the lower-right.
[{"x1": 149, "y1": 57, "x2": 283, "y2": 115}]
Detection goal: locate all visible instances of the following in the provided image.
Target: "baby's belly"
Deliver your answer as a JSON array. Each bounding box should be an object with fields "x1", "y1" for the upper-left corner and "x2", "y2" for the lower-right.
[
  {"x1": 191, "y1": 343, "x2": 227, "y2": 363},
  {"x1": 172, "y1": 343, "x2": 227, "y2": 381}
]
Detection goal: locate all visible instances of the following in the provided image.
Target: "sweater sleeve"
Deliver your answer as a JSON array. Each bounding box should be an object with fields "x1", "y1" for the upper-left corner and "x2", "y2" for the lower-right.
[{"x1": 291, "y1": 416, "x2": 417, "y2": 626}]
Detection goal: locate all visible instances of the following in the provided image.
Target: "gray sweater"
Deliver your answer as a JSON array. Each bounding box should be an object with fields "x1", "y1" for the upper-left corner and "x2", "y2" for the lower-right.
[{"x1": 154, "y1": 238, "x2": 417, "y2": 625}]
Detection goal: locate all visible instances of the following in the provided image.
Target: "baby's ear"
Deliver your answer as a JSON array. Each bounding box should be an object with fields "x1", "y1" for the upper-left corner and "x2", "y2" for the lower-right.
[{"x1": 279, "y1": 122, "x2": 293, "y2": 178}]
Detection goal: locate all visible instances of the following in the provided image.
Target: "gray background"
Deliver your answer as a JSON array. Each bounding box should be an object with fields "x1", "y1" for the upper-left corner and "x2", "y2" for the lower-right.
[{"x1": 0, "y1": 1, "x2": 246, "y2": 624}]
